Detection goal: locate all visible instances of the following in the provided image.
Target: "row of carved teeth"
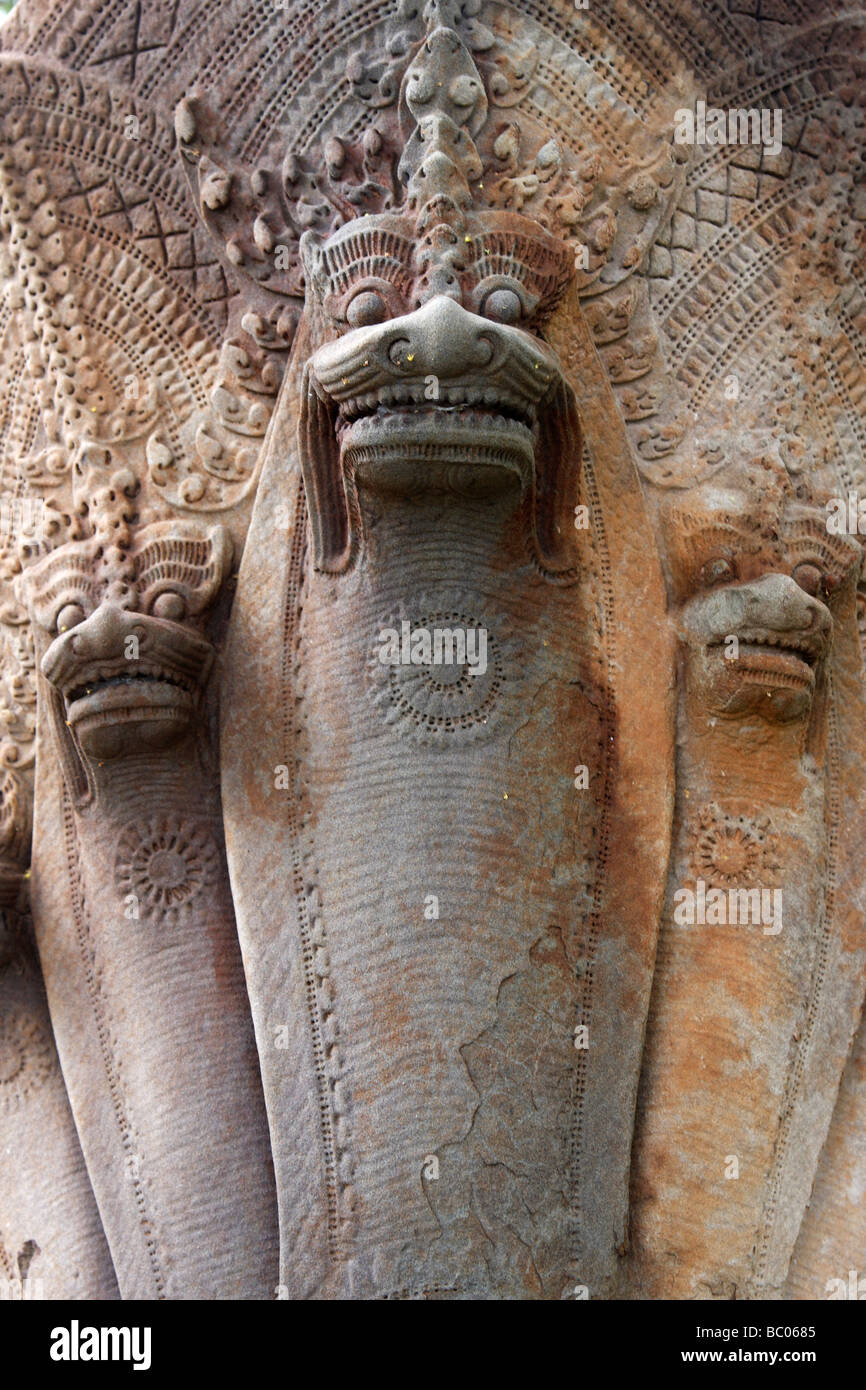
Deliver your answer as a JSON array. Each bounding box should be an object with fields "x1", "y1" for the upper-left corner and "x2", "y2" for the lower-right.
[
  {"x1": 741, "y1": 668, "x2": 812, "y2": 689},
  {"x1": 340, "y1": 407, "x2": 535, "y2": 437},
  {"x1": 65, "y1": 664, "x2": 195, "y2": 703},
  {"x1": 338, "y1": 383, "x2": 536, "y2": 422},
  {"x1": 735, "y1": 630, "x2": 823, "y2": 662},
  {"x1": 711, "y1": 631, "x2": 822, "y2": 664}
]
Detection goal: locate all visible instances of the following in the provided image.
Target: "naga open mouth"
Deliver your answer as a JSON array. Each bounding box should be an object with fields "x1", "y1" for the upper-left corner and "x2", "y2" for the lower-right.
[
  {"x1": 301, "y1": 294, "x2": 578, "y2": 570},
  {"x1": 63, "y1": 661, "x2": 197, "y2": 726},
  {"x1": 709, "y1": 628, "x2": 825, "y2": 690},
  {"x1": 336, "y1": 382, "x2": 537, "y2": 433},
  {"x1": 333, "y1": 384, "x2": 538, "y2": 491}
]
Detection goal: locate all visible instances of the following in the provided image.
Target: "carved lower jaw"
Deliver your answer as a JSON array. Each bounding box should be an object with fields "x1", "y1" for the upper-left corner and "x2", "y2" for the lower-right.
[
  {"x1": 337, "y1": 404, "x2": 535, "y2": 493},
  {"x1": 698, "y1": 624, "x2": 827, "y2": 721},
  {"x1": 710, "y1": 636, "x2": 820, "y2": 686},
  {"x1": 60, "y1": 665, "x2": 199, "y2": 759}
]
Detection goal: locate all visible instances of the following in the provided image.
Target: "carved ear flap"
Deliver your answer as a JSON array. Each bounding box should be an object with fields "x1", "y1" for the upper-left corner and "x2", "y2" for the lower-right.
[
  {"x1": 292, "y1": 231, "x2": 355, "y2": 573},
  {"x1": 531, "y1": 378, "x2": 582, "y2": 575},
  {"x1": 297, "y1": 364, "x2": 353, "y2": 573},
  {"x1": 268, "y1": 258, "x2": 353, "y2": 572}
]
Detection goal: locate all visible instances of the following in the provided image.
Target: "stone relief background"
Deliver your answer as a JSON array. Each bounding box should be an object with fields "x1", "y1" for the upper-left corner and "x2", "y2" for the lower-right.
[{"x1": 0, "y1": 0, "x2": 863, "y2": 1301}]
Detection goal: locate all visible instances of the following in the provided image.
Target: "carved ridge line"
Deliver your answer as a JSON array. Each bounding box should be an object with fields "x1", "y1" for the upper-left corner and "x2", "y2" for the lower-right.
[
  {"x1": 654, "y1": 193, "x2": 800, "y2": 331},
  {"x1": 280, "y1": 488, "x2": 345, "y2": 1269},
  {"x1": 752, "y1": 672, "x2": 841, "y2": 1292},
  {"x1": 824, "y1": 354, "x2": 866, "y2": 496},
  {"x1": 56, "y1": 2, "x2": 151, "y2": 77},
  {"x1": 836, "y1": 312, "x2": 866, "y2": 387},
  {"x1": 570, "y1": 443, "x2": 615, "y2": 1274},
  {"x1": 808, "y1": 389, "x2": 854, "y2": 498},
  {"x1": 75, "y1": 310, "x2": 186, "y2": 465},
  {"x1": 684, "y1": 295, "x2": 789, "y2": 414},
  {"x1": 240, "y1": 2, "x2": 387, "y2": 162},
  {"x1": 0, "y1": 91, "x2": 188, "y2": 211},
  {"x1": 640, "y1": 0, "x2": 750, "y2": 73},
  {"x1": 523, "y1": 0, "x2": 700, "y2": 88},
  {"x1": 532, "y1": 10, "x2": 673, "y2": 118},
  {"x1": 70, "y1": 263, "x2": 212, "y2": 413},
  {"x1": 707, "y1": 53, "x2": 866, "y2": 113},
  {"x1": 670, "y1": 255, "x2": 795, "y2": 400},
  {"x1": 522, "y1": 91, "x2": 631, "y2": 168},
  {"x1": 61, "y1": 783, "x2": 166, "y2": 1298},
  {"x1": 52, "y1": 201, "x2": 226, "y2": 347},
  {"x1": 136, "y1": 0, "x2": 289, "y2": 103}
]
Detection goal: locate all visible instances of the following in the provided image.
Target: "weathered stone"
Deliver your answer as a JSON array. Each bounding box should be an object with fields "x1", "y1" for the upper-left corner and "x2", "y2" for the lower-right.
[{"x1": 0, "y1": 0, "x2": 862, "y2": 1302}]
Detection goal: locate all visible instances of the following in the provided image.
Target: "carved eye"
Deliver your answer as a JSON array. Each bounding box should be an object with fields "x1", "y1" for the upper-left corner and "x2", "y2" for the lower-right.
[
  {"x1": 792, "y1": 562, "x2": 823, "y2": 597},
  {"x1": 346, "y1": 290, "x2": 389, "y2": 328},
  {"x1": 699, "y1": 556, "x2": 735, "y2": 588},
  {"x1": 481, "y1": 287, "x2": 523, "y2": 325},
  {"x1": 56, "y1": 602, "x2": 85, "y2": 633},
  {"x1": 152, "y1": 591, "x2": 186, "y2": 622}
]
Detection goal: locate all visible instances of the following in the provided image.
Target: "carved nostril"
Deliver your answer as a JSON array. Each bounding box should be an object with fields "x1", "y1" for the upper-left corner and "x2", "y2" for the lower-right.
[{"x1": 388, "y1": 338, "x2": 414, "y2": 371}]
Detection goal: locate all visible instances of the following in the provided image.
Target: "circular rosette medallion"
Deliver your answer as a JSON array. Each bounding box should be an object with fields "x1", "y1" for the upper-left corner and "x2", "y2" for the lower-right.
[
  {"x1": 689, "y1": 803, "x2": 780, "y2": 890},
  {"x1": 115, "y1": 816, "x2": 219, "y2": 923},
  {"x1": 368, "y1": 603, "x2": 515, "y2": 744},
  {"x1": 0, "y1": 1013, "x2": 56, "y2": 1114}
]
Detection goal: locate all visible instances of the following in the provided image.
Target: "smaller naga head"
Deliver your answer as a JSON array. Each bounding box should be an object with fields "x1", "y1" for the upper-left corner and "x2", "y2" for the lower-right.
[
  {"x1": 294, "y1": 22, "x2": 580, "y2": 574},
  {"x1": 664, "y1": 467, "x2": 861, "y2": 723},
  {"x1": 23, "y1": 519, "x2": 230, "y2": 766}
]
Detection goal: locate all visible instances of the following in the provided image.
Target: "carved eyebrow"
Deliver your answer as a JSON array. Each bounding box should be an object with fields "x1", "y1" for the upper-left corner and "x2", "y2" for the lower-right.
[
  {"x1": 132, "y1": 532, "x2": 229, "y2": 615},
  {"x1": 666, "y1": 514, "x2": 762, "y2": 563},
  {"x1": 318, "y1": 228, "x2": 416, "y2": 299},
  {"x1": 783, "y1": 512, "x2": 862, "y2": 582},
  {"x1": 662, "y1": 511, "x2": 769, "y2": 597},
  {"x1": 24, "y1": 548, "x2": 97, "y2": 626},
  {"x1": 466, "y1": 232, "x2": 573, "y2": 315}
]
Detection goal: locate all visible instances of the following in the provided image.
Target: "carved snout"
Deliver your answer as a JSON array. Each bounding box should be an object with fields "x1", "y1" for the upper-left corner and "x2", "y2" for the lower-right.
[
  {"x1": 310, "y1": 295, "x2": 560, "y2": 406},
  {"x1": 42, "y1": 603, "x2": 214, "y2": 692},
  {"x1": 681, "y1": 572, "x2": 832, "y2": 651},
  {"x1": 681, "y1": 572, "x2": 832, "y2": 722}
]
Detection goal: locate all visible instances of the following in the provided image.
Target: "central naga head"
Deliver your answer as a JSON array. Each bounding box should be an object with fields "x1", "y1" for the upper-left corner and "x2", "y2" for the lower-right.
[{"x1": 297, "y1": 23, "x2": 580, "y2": 573}]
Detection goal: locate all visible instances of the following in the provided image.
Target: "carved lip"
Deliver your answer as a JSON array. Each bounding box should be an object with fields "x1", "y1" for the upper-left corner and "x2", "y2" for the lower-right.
[
  {"x1": 63, "y1": 662, "x2": 197, "y2": 725},
  {"x1": 338, "y1": 403, "x2": 535, "y2": 446},
  {"x1": 338, "y1": 407, "x2": 536, "y2": 490},
  {"x1": 709, "y1": 628, "x2": 825, "y2": 688},
  {"x1": 336, "y1": 383, "x2": 537, "y2": 433},
  {"x1": 336, "y1": 392, "x2": 537, "y2": 485}
]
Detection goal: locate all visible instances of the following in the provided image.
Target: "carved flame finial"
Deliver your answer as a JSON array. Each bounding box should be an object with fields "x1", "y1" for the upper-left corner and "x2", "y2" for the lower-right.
[{"x1": 398, "y1": 20, "x2": 486, "y2": 234}]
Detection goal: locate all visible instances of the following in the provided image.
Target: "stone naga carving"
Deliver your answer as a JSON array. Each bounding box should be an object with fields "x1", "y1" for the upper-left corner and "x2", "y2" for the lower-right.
[
  {"x1": 631, "y1": 452, "x2": 866, "y2": 1298},
  {"x1": 0, "y1": 0, "x2": 863, "y2": 1303},
  {"x1": 216, "y1": 13, "x2": 672, "y2": 1298},
  {"x1": 0, "y1": 831, "x2": 118, "y2": 1300},
  {"x1": 18, "y1": 468, "x2": 278, "y2": 1298}
]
